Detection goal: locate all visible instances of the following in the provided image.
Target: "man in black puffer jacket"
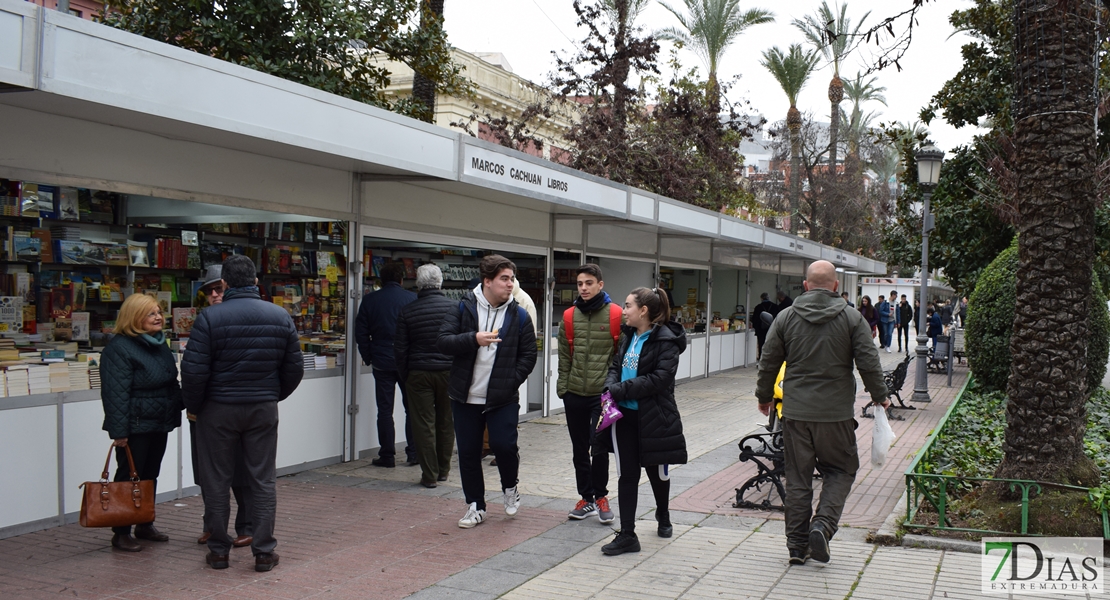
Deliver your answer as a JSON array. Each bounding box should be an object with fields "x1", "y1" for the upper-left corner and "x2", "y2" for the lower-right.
[
  {"x1": 182, "y1": 255, "x2": 303, "y2": 573},
  {"x1": 438, "y1": 255, "x2": 536, "y2": 529},
  {"x1": 395, "y1": 264, "x2": 456, "y2": 488}
]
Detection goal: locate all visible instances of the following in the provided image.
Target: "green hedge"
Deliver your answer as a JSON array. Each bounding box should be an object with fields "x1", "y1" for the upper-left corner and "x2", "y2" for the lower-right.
[{"x1": 966, "y1": 243, "x2": 1110, "y2": 395}]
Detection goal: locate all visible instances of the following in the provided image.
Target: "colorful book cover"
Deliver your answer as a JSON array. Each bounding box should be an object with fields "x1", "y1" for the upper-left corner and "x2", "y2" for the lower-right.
[
  {"x1": 13, "y1": 235, "x2": 41, "y2": 261},
  {"x1": 19, "y1": 183, "x2": 39, "y2": 218},
  {"x1": 154, "y1": 291, "x2": 172, "y2": 318},
  {"x1": 57, "y1": 187, "x2": 80, "y2": 221},
  {"x1": 50, "y1": 287, "x2": 73, "y2": 319},
  {"x1": 71, "y1": 282, "x2": 86, "y2": 311},
  {"x1": 0, "y1": 297, "x2": 23, "y2": 333},
  {"x1": 98, "y1": 284, "x2": 112, "y2": 302},
  {"x1": 53, "y1": 318, "x2": 72, "y2": 341},
  {"x1": 172, "y1": 307, "x2": 196, "y2": 336},
  {"x1": 104, "y1": 244, "x2": 129, "y2": 266},
  {"x1": 70, "y1": 312, "x2": 90, "y2": 341},
  {"x1": 160, "y1": 274, "x2": 176, "y2": 301},
  {"x1": 15, "y1": 273, "x2": 33, "y2": 305},
  {"x1": 22, "y1": 304, "x2": 35, "y2": 334},
  {"x1": 30, "y1": 229, "x2": 53, "y2": 263},
  {"x1": 402, "y1": 258, "x2": 417, "y2": 279}
]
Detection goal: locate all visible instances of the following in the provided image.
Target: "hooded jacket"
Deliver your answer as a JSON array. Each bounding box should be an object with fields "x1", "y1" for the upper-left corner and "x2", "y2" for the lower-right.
[
  {"x1": 557, "y1": 291, "x2": 618, "y2": 398},
  {"x1": 603, "y1": 321, "x2": 689, "y2": 466},
  {"x1": 437, "y1": 284, "x2": 537, "y2": 407},
  {"x1": 755, "y1": 288, "x2": 888, "y2": 422}
]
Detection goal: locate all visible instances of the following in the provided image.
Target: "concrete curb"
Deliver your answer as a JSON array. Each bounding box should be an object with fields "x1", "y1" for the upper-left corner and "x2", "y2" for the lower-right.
[
  {"x1": 902, "y1": 533, "x2": 980, "y2": 554},
  {"x1": 871, "y1": 488, "x2": 909, "y2": 546}
]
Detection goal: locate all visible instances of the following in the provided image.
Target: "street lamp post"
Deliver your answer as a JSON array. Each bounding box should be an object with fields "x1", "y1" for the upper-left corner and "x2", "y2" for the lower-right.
[{"x1": 911, "y1": 144, "x2": 944, "y2": 403}]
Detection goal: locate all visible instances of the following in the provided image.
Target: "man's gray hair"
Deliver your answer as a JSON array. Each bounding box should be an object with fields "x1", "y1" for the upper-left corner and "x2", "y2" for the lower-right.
[{"x1": 415, "y1": 264, "x2": 443, "y2": 290}]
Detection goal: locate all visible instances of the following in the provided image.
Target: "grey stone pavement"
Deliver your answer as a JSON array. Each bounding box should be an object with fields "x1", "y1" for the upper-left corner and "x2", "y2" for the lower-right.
[{"x1": 316, "y1": 344, "x2": 1045, "y2": 600}]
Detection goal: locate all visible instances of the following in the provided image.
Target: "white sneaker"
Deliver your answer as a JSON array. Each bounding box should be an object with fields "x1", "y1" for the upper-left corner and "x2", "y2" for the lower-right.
[
  {"x1": 458, "y1": 502, "x2": 486, "y2": 528},
  {"x1": 503, "y1": 486, "x2": 521, "y2": 516},
  {"x1": 885, "y1": 347, "x2": 892, "y2": 353}
]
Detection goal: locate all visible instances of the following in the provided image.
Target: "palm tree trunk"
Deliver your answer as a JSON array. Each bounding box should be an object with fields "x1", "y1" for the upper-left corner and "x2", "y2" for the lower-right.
[
  {"x1": 995, "y1": 0, "x2": 1100, "y2": 486},
  {"x1": 411, "y1": 0, "x2": 445, "y2": 123},
  {"x1": 827, "y1": 75, "x2": 842, "y2": 180},
  {"x1": 788, "y1": 106, "x2": 802, "y2": 235}
]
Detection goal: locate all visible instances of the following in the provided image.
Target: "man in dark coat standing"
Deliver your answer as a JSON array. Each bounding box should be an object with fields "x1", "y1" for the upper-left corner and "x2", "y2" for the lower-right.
[
  {"x1": 394, "y1": 264, "x2": 455, "y2": 488},
  {"x1": 751, "y1": 292, "x2": 776, "y2": 360},
  {"x1": 356, "y1": 262, "x2": 417, "y2": 468},
  {"x1": 438, "y1": 255, "x2": 537, "y2": 529},
  {"x1": 183, "y1": 255, "x2": 303, "y2": 572},
  {"x1": 774, "y1": 290, "x2": 793, "y2": 316}
]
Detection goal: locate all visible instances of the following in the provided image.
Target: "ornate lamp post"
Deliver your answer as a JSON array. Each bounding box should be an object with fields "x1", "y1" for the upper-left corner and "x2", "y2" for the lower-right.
[{"x1": 911, "y1": 144, "x2": 944, "y2": 403}]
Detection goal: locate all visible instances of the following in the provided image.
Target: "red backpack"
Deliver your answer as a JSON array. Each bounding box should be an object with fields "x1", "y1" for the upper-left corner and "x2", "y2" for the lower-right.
[{"x1": 564, "y1": 302, "x2": 623, "y2": 354}]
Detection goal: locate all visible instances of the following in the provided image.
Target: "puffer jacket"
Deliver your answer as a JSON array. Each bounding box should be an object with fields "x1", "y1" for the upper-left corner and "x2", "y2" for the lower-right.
[
  {"x1": 603, "y1": 321, "x2": 689, "y2": 466},
  {"x1": 437, "y1": 288, "x2": 537, "y2": 408},
  {"x1": 181, "y1": 287, "x2": 304, "y2": 413},
  {"x1": 100, "y1": 332, "x2": 183, "y2": 440},
  {"x1": 557, "y1": 292, "x2": 619, "y2": 398},
  {"x1": 394, "y1": 288, "x2": 455, "y2": 380},
  {"x1": 355, "y1": 282, "x2": 416, "y2": 371},
  {"x1": 755, "y1": 289, "x2": 888, "y2": 422}
]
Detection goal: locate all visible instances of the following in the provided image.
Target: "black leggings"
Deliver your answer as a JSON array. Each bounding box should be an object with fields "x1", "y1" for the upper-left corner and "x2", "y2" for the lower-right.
[{"x1": 613, "y1": 407, "x2": 670, "y2": 534}]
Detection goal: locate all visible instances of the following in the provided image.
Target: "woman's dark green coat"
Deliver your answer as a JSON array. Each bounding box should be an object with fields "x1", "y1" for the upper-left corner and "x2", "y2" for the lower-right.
[{"x1": 100, "y1": 332, "x2": 183, "y2": 440}]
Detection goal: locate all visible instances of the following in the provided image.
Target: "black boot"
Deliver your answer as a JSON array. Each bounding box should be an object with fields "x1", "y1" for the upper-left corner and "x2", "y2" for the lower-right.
[
  {"x1": 111, "y1": 533, "x2": 142, "y2": 552},
  {"x1": 602, "y1": 530, "x2": 641, "y2": 556}
]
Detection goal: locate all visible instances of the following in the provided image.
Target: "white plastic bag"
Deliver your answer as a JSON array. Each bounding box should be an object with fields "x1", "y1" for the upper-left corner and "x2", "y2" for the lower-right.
[{"x1": 871, "y1": 406, "x2": 896, "y2": 467}]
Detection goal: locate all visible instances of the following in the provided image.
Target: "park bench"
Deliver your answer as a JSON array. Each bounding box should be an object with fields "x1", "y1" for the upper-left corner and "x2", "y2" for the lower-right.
[
  {"x1": 951, "y1": 328, "x2": 966, "y2": 364},
  {"x1": 928, "y1": 334, "x2": 951, "y2": 374},
  {"x1": 862, "y1": 352, "x2": 914, "y2": 421},
  {"x1": 733, "y1": 407, "x2": 786, "y2": 510}
]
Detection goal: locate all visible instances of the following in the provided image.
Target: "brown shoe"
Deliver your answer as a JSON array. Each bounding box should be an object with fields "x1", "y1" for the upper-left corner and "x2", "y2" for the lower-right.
[
  {"x1": 232, "y1": 535, "x2": 253, "y2": 548},
  {"x1": 206, "y1": 552, "x2": 229, "y2": 570},
  {"x1": 419, "y1": 479, "x2": 437, "y2": 489},
  {"x1": 134, "y1": 524, "x2": 169, "y2": 542},
  {"x1": 111, "y1": 533, "x2": 142, "y2": 552},
  {"x1": 197, "y1": 531, "x2": 211, "y2": 544},
  {"x1": 255, "y1": 552, "x2": 279, "y2": 572}
]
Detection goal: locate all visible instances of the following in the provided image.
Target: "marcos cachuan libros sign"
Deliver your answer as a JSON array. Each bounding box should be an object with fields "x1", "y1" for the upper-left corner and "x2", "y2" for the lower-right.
[{"x1": 462, "y1": 145, "x2": 626, "y2": 214}]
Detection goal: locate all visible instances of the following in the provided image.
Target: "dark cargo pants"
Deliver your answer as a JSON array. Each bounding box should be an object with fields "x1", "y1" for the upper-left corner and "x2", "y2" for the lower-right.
[
  {"x1": 406, "y1": 370, "x2": 454, "y2": 484},
  {"x1": 782, "y1": 418, "x2": 859, "y2": 551}
]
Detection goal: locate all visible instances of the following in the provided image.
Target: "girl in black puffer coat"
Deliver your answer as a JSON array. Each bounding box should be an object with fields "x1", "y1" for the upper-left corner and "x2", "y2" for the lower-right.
[{"x1": 600, "y1": 287, "x2": 687, "y2": 556}]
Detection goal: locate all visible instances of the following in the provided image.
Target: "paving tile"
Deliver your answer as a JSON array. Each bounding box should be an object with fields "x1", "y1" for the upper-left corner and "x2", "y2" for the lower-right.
[{"x1": 435, "y1": 566, "x2": 532, "y2": 595}]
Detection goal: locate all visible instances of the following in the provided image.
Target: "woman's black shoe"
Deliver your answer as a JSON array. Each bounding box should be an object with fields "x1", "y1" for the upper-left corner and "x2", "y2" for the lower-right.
[
  {"x1": 658, "y1": 522, "x2": 673, "y2": 538},
  {"x1": 134, "y1": 524, "x2": 169, "y2": 542},
  {"x1": 602, "y1": 531, "x2": 641, "y2": 556}
]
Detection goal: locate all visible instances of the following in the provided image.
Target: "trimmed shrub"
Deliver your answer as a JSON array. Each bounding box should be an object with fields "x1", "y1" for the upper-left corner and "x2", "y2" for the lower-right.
[{"x1": 966, "y1": 243, "x2": 1110, "y2": 394}]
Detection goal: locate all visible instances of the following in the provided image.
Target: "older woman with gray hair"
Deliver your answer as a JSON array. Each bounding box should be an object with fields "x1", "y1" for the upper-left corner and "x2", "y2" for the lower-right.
[{"x1": 394, "y1": 264, "x2": 458, "y2": 488}]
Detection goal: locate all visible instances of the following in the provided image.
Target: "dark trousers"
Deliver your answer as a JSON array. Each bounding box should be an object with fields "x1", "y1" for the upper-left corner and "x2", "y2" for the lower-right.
[
  {"x1": 111, "y1": 431, "x2": 168, "y2": 536},
  {"x1": 374, "y1": 369, "x2": 414, "y2": 460},
  {"x1": 781, "y1": 418, "x2": 859, "y2": 551},
  {"x1": 613, "y1": 408, "x2": 670, "y2": 534},
  {"x1": 756, "y1": 333, "x2": 767, "y2": 361},
  {"x1": 189, "y1": 420, "x2": 252, "y2": 537},
  {"x1": 452, "y1": 401, "x2": 519, "y2": 511},
  {"x1": 563, "y1": 392, "x2": 609, "y2": 502},
  {"x1": 197, "y1": 401, "x2": 278, "y2": 557},
  {"x1": 407, "y1": 370, "x2": 454, "y2": 484}
]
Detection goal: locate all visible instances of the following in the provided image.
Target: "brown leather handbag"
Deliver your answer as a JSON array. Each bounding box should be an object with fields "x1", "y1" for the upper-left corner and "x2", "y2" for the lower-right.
[{"x1": 78, "y1": 443, "x2": 155, "y2": 528}]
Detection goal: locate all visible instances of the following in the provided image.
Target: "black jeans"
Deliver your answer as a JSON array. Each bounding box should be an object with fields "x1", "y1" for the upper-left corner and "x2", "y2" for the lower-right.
[
  {"x1": 374, "y1": 368, "x2": 414, "y2": 460},
  {"x1": 563, "y1": 392, "x2": 609, "y2": 502},
  {"x1": 189, "y1": 420, "x2": 252, "y2": 537},
  {"x1": 782, "y1": 418, "x2": 859, "y2": 551},
  {"x1": 612, "y1": 408, "x2": 670, "y2": 534},
  {"x1": 111, "y1": 431, "x2": 168, "y2": 536},
  {"x1": 452, "y1": 401, "x2": 519, "y2": 511},
  {"x1": 197, "y1": 401, "x2": 278, "y2": 556},
  {"x1": 897, "y1": 323, "x2": 910, "y2": 351}
]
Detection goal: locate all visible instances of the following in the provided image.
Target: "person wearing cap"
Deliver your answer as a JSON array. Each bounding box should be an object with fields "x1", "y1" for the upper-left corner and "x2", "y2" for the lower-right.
[{"x1": 188, "y1": 264, "x2": 253, "y2": 549}]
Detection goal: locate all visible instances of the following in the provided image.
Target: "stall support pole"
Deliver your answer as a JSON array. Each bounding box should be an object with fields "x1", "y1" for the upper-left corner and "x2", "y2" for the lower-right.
[
  {"x1": 705, "y1": 259, "x2": 713, "y2": 379},
  {"x1": 581, "y1": 220, "x2": 589, "y2": 266},
  {"x1": 655, "y1": 235, "x2": 662, "y2": 287},
  {"x1": 344, "y1": 178, "x2": 362, "y2": 461},
  {"x1": 745, "y1": 251, "x2": 753, "y2": 366},
  {"x1": 543, "y1": 215, "x2": 556, "y2": 417}
]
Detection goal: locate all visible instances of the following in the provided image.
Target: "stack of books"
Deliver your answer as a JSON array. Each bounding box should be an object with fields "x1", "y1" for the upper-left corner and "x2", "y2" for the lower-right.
[
  {"x1": 302, "y1": 352, "x2": 316, "y2": 371},
  {"x1": 0, "y1": 370, "x2": 8, "y2": 397},
  {"x1": 313, "y1": 355, "x2": 327, "y2": 370},
  {"x1": 27, "y1": 365, "x2": 50, "y2": 395},
  {"x1": 68, "y1": 361, "x2": 90, "y2": 391},
  {"x1": 88, "y1": 362, "x2": 101, "y2": 390},
  {"x1": 6, "y1": 366, "x2": 27, "y2": 396},
  {"x1": 50, "y1": 225, "x2": 81, "y2": 241},
  {"x1": 48, "y1": 362, "x2": 70, "y2": 392}
]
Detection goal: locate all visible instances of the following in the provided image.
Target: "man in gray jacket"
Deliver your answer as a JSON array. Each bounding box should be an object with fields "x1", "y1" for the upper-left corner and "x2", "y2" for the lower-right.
[{"x1": 755, "y1": 260, "x2": 888, "y2": 567}]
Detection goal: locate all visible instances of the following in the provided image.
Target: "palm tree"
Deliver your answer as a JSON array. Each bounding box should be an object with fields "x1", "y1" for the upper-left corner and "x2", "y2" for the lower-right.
[
  {"x1": 412, "y1": 0, "x2": 446, "y2": 122},
  {"x1": 658, "y1": 0, "x2": 774, "y2": 109},
  {"x1": 761, "y1": 44, "x2": 819, "y2": 234},
  {"x1": 996, "y1": 0, "x2": 1101, "y2": 487},
  {"x1": 600, "y1": 0, "x2": 650, "y2": 25},
  {"x1": 793, "y1": 1, "x2": 868, "y2": 179},
  {"x1": 841, "y1": 73, "x2": 886, "y2": 173}
]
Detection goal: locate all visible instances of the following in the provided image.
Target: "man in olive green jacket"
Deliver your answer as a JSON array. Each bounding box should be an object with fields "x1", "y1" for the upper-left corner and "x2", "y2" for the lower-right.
[
  {"x1": 756, "y1": 260, "x2": 888, "y2": 567},
  {"x1": 557, "y1": 264, "x2": 618, "y2": 524}
]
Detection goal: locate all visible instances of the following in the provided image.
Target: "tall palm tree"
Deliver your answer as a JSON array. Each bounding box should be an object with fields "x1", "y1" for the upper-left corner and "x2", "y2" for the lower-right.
[
  {"x1": 600, "y1": 0, "x2": 650, "y2": 25},
  {"x1": 761, "y1": 44, "x2": 819, "y2": 234},
  {"x1": 996, "y1": 0, "x2": 1101, "y2": 487},
  {"x1": 658, "y1": 0, "x2": 774, "y2": 110},
  {"x1": 793, "y1": 1, "x2": 868, "y2": 178},
  {"x1": 841, "y1": 73, "x2": 886, "y2": 171},
  {"x1": 412, "y1": 0, "x2": 446, "y2": 122}
]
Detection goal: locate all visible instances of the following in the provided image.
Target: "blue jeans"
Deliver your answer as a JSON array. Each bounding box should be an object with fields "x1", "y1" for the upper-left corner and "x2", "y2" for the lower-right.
[
  {"x1": 880, "y1": 321, "x2": 894, "y2": 348},
  {"x1": 374, "y1": 369, "x2": 414, "y2": 461},
  {"x1": 452, "y1": 401, "x2": 520, "y2": 510}
]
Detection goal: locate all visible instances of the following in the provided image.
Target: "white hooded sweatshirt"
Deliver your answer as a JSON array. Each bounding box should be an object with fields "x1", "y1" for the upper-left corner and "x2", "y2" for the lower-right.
[{"x1": 467, "y1": 283, "x2": 509, "y2": 405}]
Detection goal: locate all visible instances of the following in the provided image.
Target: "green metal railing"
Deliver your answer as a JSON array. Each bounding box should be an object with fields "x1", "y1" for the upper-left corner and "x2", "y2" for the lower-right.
[{"x1": 902, "y1": 378, "x2": 1110, "y2": 538}]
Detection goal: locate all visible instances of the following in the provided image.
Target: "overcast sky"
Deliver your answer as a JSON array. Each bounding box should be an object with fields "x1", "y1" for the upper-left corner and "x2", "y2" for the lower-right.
[{"x1": 443, "y1": 0, "x2": 983, "y2": 154}]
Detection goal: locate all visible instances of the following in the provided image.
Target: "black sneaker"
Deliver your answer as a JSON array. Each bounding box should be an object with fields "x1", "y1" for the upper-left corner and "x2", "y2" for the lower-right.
[
  {"x1": 809, "y1": 525, "x2": 830, "y2": 563},
  {"x1": 601, "y1": 531, "x2": 641, "y2": 556},
  {"x1": 658, "y1": 522, "x2": 673, "y2": 538},
  {"x1": 371, "y1": 457, "x2": 395, "y2": 468},
  {"x1": 788, "y1": 548, "x2": 809, "y2": 566}
]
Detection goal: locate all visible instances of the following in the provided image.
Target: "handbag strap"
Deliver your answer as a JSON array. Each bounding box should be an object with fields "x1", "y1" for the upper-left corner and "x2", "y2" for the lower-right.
[{"x1": 100, "y1": 442, "x2": 139, "y2": 482}]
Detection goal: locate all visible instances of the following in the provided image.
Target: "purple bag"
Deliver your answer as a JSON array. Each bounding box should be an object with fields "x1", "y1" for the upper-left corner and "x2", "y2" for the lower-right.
[{"x1": 596, "y1": 390, "x2": 623, "y2": 431}]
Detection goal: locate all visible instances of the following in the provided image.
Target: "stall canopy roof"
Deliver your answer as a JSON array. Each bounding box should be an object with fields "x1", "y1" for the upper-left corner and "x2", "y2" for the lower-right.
[{"x1": 0, "y1": 1, "x2": 886, "y2": 275}]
